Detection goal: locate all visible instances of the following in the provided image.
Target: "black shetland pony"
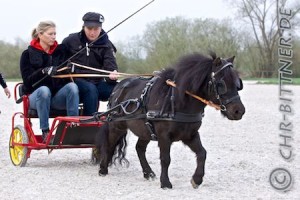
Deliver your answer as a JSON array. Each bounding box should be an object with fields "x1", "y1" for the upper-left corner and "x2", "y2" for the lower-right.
[{"x1": 95, "y1": 52, "x2": 245, "y2": 189}]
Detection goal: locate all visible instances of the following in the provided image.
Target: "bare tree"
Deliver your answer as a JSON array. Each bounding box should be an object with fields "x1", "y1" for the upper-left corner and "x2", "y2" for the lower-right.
[{"x1": 230, "y1": 0, "x2": 300, "y2": 77}]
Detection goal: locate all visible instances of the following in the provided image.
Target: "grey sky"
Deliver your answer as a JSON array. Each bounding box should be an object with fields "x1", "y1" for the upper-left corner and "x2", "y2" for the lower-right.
[{"x1": 0, "y1": 0, "x2": 232, "y2": 44}]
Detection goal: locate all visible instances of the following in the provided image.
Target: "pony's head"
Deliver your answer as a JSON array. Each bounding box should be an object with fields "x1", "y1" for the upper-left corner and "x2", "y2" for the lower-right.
[
  {"x1": 208, "y1": 53, "x2": 245, "y2": 120},
  {"x1": 173, "y1": 52, "x2": 245, "y2": 120}
]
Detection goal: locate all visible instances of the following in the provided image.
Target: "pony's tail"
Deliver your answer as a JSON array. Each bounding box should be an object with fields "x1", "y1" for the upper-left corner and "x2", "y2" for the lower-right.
[
  {"x1": 95, "y1": 122, "x2": 129, "y2": 167},
  {"x1": 112, "y1": 127, "x2": 129, "y2": 167}
]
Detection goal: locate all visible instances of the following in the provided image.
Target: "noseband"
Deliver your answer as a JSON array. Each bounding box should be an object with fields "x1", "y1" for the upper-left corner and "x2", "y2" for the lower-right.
[{"x1": 209, "y1": 61, "x2": 240, "y2": 111}]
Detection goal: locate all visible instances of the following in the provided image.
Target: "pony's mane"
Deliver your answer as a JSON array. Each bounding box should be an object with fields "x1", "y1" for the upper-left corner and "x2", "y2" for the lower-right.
[
  {"x1": 174, "y1": 52, "x2": 214, "y2": 95},
  {"x1": 153, "y1": 52, "x2": 215, "y2": 101}
]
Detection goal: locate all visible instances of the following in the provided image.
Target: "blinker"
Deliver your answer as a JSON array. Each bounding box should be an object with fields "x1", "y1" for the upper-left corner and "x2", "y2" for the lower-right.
[
  {"x1": 216, "y1": 80, "x2": 227, "y2": 95},
  {"x1": 237, "y1": 78, "x2": 243, "y2": 91}
]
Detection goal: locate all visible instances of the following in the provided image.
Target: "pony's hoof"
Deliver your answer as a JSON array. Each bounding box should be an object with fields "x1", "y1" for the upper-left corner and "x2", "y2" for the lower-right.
[
  {"x1": 149, "y1": 172, "x2": 156, "y2": 180},
  {"x1": 144, "y1": 172, "x2": 156, "y2": 180},
  {"x1": 99, "y1": 173, "x2": 106, "y2": 177},
  {"x1": 191, "y1": 179, "x2": 200, "y2": 189},
  {"x1": 161, "y1": 182, "x2": 172, "y2": 189},
  {"x1": 98, "y1": 169, "x2": 108, "y2": 177}
]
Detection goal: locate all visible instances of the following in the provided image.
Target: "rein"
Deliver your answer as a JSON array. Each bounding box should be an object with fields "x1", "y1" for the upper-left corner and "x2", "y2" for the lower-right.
[
  {"x1": 165, "y1": 80, "x2": 221, "y2": 110},
  {"x1": 70, "y1": 62, "x2": 153, "y2": 77},
  {"x1": 52, "y1": 74, "x2": 113, "y2": 78},
  {"x1": 52, "y1": 62, "x2": 154, "y2": 79}
]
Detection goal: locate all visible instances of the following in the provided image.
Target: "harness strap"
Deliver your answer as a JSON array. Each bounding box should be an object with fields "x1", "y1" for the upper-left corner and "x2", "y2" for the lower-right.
[
  {"x1": 222, "y1": 95, "x2": 240, "y2": 105},
  {"x1": 107, "y1": 111, "x2": 202, "y2": 123},
  {"x1": 159, "y1": 86, "x2": 172, "y2": 116},
  {"x1": 213, "y1": 62, "x2": 233, "y2": 76},
  {"x1": 140, "y1": 76, "x2": 158, "y2": 107},
  {"x1": 145, "y1": 122, "x2": 157, "y2": 141},
  {"x1": 107, "y1": 113, "x2": 146, "y2": 122},
  {"x1": 147, "y1": 111, "x2": 203, "y2": 122}
]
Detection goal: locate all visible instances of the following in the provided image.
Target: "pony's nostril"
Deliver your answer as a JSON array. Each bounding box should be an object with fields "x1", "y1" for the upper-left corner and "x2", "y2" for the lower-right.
[{"x1": 234, "y1": 107, "x2": 245, "y2": 118}]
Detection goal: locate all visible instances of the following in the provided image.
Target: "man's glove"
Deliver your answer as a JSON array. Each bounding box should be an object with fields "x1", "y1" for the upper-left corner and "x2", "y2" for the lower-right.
[{"x1": 42, "y1": 66, "x2": 57, "y2": 76}]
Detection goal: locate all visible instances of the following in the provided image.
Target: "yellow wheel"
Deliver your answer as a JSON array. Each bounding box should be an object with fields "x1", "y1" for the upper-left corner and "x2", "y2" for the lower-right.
[{"x1": 9, "y1": 125, "x2": 28, "y2": 167}]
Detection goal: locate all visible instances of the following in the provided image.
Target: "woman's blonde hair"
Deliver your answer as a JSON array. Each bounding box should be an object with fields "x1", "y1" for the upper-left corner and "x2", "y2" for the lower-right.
[{"x1": 31, "y1": 20, "x2": 56, "y2": 39}]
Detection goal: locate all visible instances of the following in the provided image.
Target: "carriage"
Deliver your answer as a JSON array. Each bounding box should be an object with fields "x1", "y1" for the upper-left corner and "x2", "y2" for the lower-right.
[{"x1": 9, "y1": 82, "x2": 104, "y2": 167}]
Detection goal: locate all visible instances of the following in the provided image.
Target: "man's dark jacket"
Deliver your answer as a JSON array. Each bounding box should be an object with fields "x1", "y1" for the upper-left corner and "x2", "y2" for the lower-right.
[{"x1": 62, "y1": 30, "x2": 118, "y2": 84}]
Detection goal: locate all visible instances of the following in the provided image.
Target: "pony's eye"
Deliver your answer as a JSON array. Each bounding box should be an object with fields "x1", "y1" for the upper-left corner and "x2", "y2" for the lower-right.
[{"x1": 216, "y1": 80, "x2": 227, "y2": 95}]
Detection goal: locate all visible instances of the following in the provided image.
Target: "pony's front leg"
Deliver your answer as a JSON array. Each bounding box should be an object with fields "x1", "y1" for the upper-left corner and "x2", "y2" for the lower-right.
[
  {"x1": 158, "y1": 138, "x2": 172, "y2": 189},
  {"x1": 136, "y1": 139, "x2": 156, "y2": 180},
  {"x1": 182, "y1": 132, "x2": 207, "y2": 189}
]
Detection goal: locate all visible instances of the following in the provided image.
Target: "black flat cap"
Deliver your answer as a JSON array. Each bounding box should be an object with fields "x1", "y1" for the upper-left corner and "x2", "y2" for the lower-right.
[{"x1": 82, "y1": 12, "x2": 105, "y2": 27}]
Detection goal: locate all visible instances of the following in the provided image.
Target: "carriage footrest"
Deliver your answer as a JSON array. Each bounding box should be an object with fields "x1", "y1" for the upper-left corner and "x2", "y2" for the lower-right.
[{"x1": 52, "y1": 121, "x2": 101, "y2": 145}]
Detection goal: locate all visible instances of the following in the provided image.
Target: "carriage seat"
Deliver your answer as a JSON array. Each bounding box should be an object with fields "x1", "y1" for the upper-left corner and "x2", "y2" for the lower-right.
[{"x1": 15, "y1": 83, "x2": 82, "y2": 118}]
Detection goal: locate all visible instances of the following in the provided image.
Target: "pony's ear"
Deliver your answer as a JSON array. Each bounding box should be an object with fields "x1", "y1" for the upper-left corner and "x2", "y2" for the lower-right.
[
  {"x1": 213, "y1": 57, "x2": 222, "y2": 66},
  {"x1": 227, "y1": 56, "x2": 235, "y2": 63}
]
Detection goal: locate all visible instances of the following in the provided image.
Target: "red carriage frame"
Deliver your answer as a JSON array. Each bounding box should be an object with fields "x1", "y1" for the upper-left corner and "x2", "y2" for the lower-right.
[{"x1": 9, "y1": 83, "x2": 103, "y2": 167}]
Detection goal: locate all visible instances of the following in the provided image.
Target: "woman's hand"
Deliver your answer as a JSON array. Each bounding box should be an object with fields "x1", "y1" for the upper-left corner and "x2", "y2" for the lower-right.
[{"x1": 109, "y1": 70, "x2": 119, "y2": 80}]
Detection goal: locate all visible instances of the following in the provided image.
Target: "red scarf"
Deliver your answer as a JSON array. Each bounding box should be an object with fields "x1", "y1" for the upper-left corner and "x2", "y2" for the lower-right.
[{"x1": 30, "y1": 39, "x2": 58, "y2": 55}]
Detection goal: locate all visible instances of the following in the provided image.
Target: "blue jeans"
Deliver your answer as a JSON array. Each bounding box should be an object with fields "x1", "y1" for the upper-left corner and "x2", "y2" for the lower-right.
[
  {"x1": 29, "y1": 82, "x2": 79, "y2": 130},
  {"x1": 75, "y1": 79, "x2": 116, "y2": 116}
]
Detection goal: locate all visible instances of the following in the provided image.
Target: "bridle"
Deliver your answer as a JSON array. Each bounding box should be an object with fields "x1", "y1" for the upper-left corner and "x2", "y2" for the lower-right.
[
  {"x1": 208, "y1": 59, "x2": 240, "y2": 111},
  {"x1": 167, "y1": 59, "x2": 241, "y2": 111}
]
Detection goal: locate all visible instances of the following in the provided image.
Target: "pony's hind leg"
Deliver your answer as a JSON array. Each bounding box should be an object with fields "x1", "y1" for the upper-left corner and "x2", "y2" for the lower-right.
[
  {"x1": 98, "y1": 123, "x2": 128, "y2": 176},
  {"x1": 96, "y1": 123, "x2": 110, "y2": 176},
  {"x1": 136, "y1": 139, "x2": 156, "y2": 180},
  {"x1": 182, "y1": 132, "x2": 207, "y2": 189}
]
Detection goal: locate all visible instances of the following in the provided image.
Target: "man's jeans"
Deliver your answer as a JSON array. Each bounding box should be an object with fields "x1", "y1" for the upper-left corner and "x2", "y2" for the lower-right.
[
  {"x1": 75, "y1": 79, "x2": 116, "y2": 116},
  {"x1": 29, "y1": 82, "x2": 79, "y2": 131}
]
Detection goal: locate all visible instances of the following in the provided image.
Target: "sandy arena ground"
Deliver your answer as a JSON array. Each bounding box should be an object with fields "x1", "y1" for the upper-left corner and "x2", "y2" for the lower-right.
[{"x1": 0, "y1": 81, "x2": 299, "y2": 200}]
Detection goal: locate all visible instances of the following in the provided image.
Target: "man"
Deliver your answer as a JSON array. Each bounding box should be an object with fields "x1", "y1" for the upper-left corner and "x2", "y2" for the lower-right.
[{"x1": 62, "y1": 12, "x2": 118, "y2": 116}]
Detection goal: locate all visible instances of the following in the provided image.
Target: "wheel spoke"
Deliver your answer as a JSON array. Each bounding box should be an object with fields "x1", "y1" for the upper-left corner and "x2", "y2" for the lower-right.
[{"x1": 14, "y1": 146, "x2": 23, "y2": 152}]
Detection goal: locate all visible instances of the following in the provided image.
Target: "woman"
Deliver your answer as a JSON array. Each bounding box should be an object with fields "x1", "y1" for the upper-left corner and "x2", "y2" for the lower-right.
[{"x1": 20, "y1": 21, "x2": 79, "y2": 142}]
